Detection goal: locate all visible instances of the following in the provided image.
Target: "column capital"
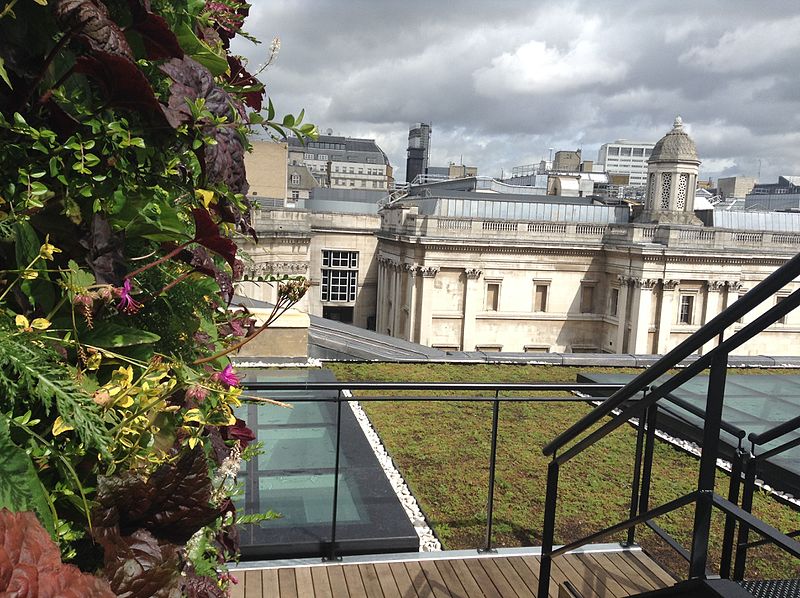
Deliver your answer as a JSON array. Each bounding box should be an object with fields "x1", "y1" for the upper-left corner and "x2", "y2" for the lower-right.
[
  {"x1": 662, "y1": 279, "x2": 680, "y2": 290},
  {"x1": 726, "y1": 280, "x2": 743, "y2": 292},
  {"x1": 708, "y1": 280, "x2": 725, "y2": 292},
  {"x1": 617, "y1": 275, "x2": 633, "y2": 286},
  {"x1": 404, "y1": 263, "x2": 420, "y2": 276},
  {"x1": 420, "y1": 266, "x2": 439, "y2": 278},
  {"x1": 464, "y1": 268, "x2": 482, "y2": 280},
  {"x1": 634, "y1": 278, "x2": 658, "y2": 290}
]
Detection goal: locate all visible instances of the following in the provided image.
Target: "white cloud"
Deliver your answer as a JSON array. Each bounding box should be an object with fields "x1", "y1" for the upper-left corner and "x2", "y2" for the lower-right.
[
  {"x1": 473, "y1": 37, "x2": 628, "y2": 95},
  {"x1": 679, "y1": 16, "x2": 800, "y2": 73}
]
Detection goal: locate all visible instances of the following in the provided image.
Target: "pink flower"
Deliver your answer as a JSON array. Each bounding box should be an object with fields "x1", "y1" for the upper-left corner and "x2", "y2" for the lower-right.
[
  {"x1": 117, "y1": 279, "x2": 142, "y2": 314},
  {"x1": 215, "y1": 364, "x2": 240, "y2": 388}
]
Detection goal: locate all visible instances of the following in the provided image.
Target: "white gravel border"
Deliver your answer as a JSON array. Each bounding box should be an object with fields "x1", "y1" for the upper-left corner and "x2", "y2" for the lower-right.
[{"x1": 342, "y1": 389, "x2": 442, "y2": 552}]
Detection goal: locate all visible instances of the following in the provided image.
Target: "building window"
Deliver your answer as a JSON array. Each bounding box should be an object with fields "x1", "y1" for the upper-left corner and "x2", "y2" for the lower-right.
[
  {"x1": 321, "y1": 250, "x2": 358, "y2": 303},
  {"x1": 676, "y1": 173, "x2": 689, "y2": 210},
  {"x1": 580, "y1": 284, "x2": 595, "y2": 313},
  {"x1": 304, "y1": 152, "x2": 314, "y2": 160},
  {"x1": 291, "y1": 190, "x2": 300, "y2": 200},
  {"x1": 621, "y1": 147, "x2": 632, "y2": 156},
  {"x1": 318, "y1": 154, "x2": 328, "y2": 160},
  {"x1": 290, "y1": 173, "x2": 300, "y2": 185},
  {"x1": 485, "y1": 282, "x2": 500, "y2": 311},
  {"x1": 534, "y1": 283, "x2": 549, "y2": 312},
  {"x1": 660, "y1": 172, "x2": 672, "y2": 210},
  {"x1": 679, "y1": 295, "x2": 695, "y2": 324},
  {"x1": 777, "y1": 295, "x2": 788, "y2": 324},
  {"x1": 610, "y1": 287, "x2": 620, "y2": 317},
  {"x1": 608, "y1": 147, "x2": 619, "y2": 156}
]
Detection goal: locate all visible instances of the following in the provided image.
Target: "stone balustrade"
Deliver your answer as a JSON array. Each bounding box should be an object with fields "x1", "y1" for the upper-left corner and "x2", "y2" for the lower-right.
[{"x1": 380, "y1": 215, "x2": 800, "y2": 252}]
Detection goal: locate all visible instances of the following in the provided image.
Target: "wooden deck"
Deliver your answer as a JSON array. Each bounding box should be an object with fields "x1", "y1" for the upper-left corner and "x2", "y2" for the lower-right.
[{"x1": 230, "y1": 548, "x2": 675, "y2": 598}]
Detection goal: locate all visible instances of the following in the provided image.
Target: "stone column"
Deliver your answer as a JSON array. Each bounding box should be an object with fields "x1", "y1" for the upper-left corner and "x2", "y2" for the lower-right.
[
  {"x1": 630, "y1": 278, "x2": 657, "y2": 354},
  {"x1": 461, "y1": 268, "x2": 482, "y2": 351},
  {"x1": 418, "y1": 266, "x2": 439, "y2": 346},
  {"x1": 404, "y1": 264, "x2": 418, "y2": 341},
  {"x1": 615, "y1": 276, "x2": 631, "y2": 353},
  {"x1": 700, "y1": 281, "x2": 725, "y2": 355},
  {"x1": 726, "y1": 281, "x2": 743, "y2": 324},
  {"x1": 392, "y1": 262, "x2": 403, "y2": 337},
  {"x1": 375, "y1": 257, "x2": 385, "y2": 333},
  {"x1": 656, "y1": 279, "x2": 679, "y2": 355}
]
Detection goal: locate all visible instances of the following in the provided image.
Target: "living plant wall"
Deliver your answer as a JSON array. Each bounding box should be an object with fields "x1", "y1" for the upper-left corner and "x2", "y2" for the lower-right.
[{"x1": 0, "y1": 0, "x2": 313, "y2": 595}]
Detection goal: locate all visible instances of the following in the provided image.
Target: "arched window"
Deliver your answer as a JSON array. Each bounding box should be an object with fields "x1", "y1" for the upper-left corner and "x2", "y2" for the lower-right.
[{"x1": 290, "y1": 173, "x2": 300, "y2": 185}]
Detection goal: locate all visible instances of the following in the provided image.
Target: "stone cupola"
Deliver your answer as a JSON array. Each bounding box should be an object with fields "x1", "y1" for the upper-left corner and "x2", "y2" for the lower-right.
[{"x1": 636, "y1": 116, "x2": 702, "y2": 225}]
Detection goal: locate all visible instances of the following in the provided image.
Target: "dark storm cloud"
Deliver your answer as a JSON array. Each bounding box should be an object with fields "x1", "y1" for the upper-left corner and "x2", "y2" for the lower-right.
[{"x1": 233, "y1": 1, "x2": 800, "y2": 182}]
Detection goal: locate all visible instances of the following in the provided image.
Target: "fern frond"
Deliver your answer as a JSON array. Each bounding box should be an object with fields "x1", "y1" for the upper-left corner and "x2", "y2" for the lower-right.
[{"x1": 0, "y1": 331, "x2": 111, "y2": 456}]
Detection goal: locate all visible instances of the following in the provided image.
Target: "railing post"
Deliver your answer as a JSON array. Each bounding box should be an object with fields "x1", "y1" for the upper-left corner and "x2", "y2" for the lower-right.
[
  {"x1": 719, "y1": 441, "x2": 745, "y2": 578},
  {"x1": 733, "y1": 451, "x2": 757, "y2": 580},
  {"x1": 325, "y1": 390, "x2": 343, "y2": 562},
  {"x1": 639, "y1": 404, "x2": 658, "y2": 519},
  {"x1": 626, "y1": 389, "x2": 649, "y2": 546},
  {"x1": 689, "y1": 351, "x2": 729, "y2": 579},
  {"x1": 537, "y1": 458, "x2": 559, "y2": 598},
  {"x1": 481, "y1": 390, "x2": 501, "y2": 553}
]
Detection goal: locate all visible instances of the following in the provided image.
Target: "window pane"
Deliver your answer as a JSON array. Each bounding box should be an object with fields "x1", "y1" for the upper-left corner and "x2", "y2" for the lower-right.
[
  {"x1": 486, "y1": 283, "x2": 499, "y2": 311},
  {"x1": 535, "y1": 284, "x2": 548, "y2": 312},
  {"x1": 581, "y1": 286, "x2": 594, "y2": 313},
  {"x1": 610, "y1": 288, "x2": 619, "y2": 316}
]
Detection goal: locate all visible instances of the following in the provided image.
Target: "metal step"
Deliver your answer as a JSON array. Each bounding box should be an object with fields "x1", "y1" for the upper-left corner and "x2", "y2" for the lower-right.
[{"x1": 740, "y1": 579, "x2": 800, "y2": 598}]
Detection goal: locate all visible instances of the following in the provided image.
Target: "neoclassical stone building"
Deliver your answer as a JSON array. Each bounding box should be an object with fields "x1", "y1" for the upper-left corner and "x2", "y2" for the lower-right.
[{"x1": 374, "y1": 119, "x2": 800, "y2": 355}]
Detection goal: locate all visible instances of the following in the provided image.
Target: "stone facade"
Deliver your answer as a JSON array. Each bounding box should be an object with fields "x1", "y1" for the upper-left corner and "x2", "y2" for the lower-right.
[
  {"x1": 237, "y1": 208, "x2": 379, "y2": 329},
  {"x1": 374, "y1": 206, "x2": 800, "y2": 356}
]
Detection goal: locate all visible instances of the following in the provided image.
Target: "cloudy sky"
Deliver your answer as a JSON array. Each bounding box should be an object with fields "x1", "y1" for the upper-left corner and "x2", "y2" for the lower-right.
[{"x1": 232, "y1": 1, "x2": 800, "y2": 184}]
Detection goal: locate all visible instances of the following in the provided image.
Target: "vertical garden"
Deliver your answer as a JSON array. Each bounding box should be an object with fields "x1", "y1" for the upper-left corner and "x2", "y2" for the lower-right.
[{"x1": 0, "y1": 1, "x2": 312, "y2": 595}]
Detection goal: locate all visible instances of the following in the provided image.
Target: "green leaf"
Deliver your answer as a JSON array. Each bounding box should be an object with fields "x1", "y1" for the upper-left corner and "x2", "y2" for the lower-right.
[
  {"x1": 0, "y1": 415, "x2": 56, "y2": 537},
  {"x1": 15, "y1": 222, "x2": 55, "y2": 311},
  {"x1": 61, "y1": 260, "x2": 95, "y2": 295},
  {"x1": 82, "y1": 321, "x2": 160, "y2": 348},
  {"x1": 0, "y1": 57, "x2": 11, "y2": 89},
  {"x1": 175, "y1": 23, "x2": 229, "y2": 76}
]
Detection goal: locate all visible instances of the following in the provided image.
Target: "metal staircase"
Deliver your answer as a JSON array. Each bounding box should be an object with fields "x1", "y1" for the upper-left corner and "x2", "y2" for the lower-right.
[{"x1": 537, "y1": 253, "x2": 800, "y2": 597}]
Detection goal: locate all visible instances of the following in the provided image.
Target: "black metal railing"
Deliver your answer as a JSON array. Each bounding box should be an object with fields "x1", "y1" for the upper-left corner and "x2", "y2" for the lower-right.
[
  {"x1": 240, "y1": 381, "x2": 625, "y2": 561},
  {"x1": 536, "y1": 251, "x2": 800, "y2": 598}
]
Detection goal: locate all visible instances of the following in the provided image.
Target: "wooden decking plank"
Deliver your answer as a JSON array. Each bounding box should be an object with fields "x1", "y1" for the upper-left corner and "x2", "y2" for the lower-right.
[
  {"x1": 343, "y1": 564, "x2": 369, "y2": 598},
  {"x1": 493, "y1": 556, "x2": 536, "y2": 598},
  {"x1": 327, "y1": 565, "x2": 350, "y2": 598},
  {"x1": 453, "y1": 558, "x2": 501, "y2": 598},
  {"x1": 405, "y1": 561, "x2": 436, "y2": 598},
  {"x1": 294, "y1": 567, "x2": 314, "y2": 597},
  {"x1": 573, "y1": 553, "x2": 630, "y2": 597},
  {"x1": 627, "y1": 551, "x2": 676, "y2": 588},
  {"x1": 553, "y1": 554, "x2": 603, "y2": 598},
  {"x1": 478, "y1": 557, "x2": 523, "y2": 597},
  {"x1": 359, "y1": 564, "x2": 387, "y2": 598},
  {"x1": 506, "y1": 556, "x2": 540, "y2": 593},
  {"x1": 310, "y1": 566, "x2": 334, "y2": 598},
  {"x1": 278, "y1": 568, "x2": 298, "y2": 598},
  {"x1": 519, "y1": 555, "x2": 559, "y2": 598},
  {"x1": 388, "y1": 561, "x2": 419, "y2": 598},
  {"x1": 592, "y1": 552, "x2": 657, "y2": 593},
  {"x1": 445, "y1": 558, "x2": 489, "y2": 598},
  {"x1": 262, "y1": 569, "x2": 279, "y2": 597},
  {"x1": 433, "y1": 559, "x2": 471, "y2": 598},
  {"x1": 374, "y1": 563, "x2": 403, "y2": 598},
  {"x1": 419, "y1": 559, "x2": 454, "y2": 598},
  {"x1": 229, "y1": 571, "x2": 245, "y2": 598},
  {"x1": 244, "y1": 570, "x2": 263, "y2": 598}
]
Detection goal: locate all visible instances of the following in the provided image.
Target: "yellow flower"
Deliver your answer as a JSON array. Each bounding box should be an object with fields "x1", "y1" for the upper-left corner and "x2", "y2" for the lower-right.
[
  {"x1": 39, "y1": 235, "x2": 62, "y2": 260},
  {"x1": 15, "y1": 314, "x2": 51, "y2": 332},
  {"x1": 20, "y1": 270, "x2": 38, "y2": 280}
]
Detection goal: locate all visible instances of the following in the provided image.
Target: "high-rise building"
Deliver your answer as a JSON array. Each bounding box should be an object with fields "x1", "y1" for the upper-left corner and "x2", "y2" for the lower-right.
[
  {"x1": 597, "y1": 139, "x2": 656, "y2": 188},
  {"x1": 406, "y1": 123, "x2": 431, "y2": 183}
]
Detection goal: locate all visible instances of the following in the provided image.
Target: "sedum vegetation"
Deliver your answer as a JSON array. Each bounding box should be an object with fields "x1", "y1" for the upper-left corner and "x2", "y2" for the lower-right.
[
  {"x1": 327, "y1": 362, "x2": 800, "y2": 580},
  {"x1": 0, "y1": 0, "x2": 312, "y2": 595}
]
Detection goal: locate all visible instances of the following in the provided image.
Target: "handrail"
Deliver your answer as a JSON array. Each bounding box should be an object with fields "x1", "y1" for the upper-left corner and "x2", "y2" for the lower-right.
[
  {"x1": 749, "y1": 413, "x2": 800, "y2": 446},
  {"x1": 553, "y1": 287, "x2": 800, "y2": 465},
  {"x1": 543, "y1": 251, "x2": 800, "y2": 457},
  {"x1": 242, "y1": 381, "x2": 623, "y2": 392}
]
